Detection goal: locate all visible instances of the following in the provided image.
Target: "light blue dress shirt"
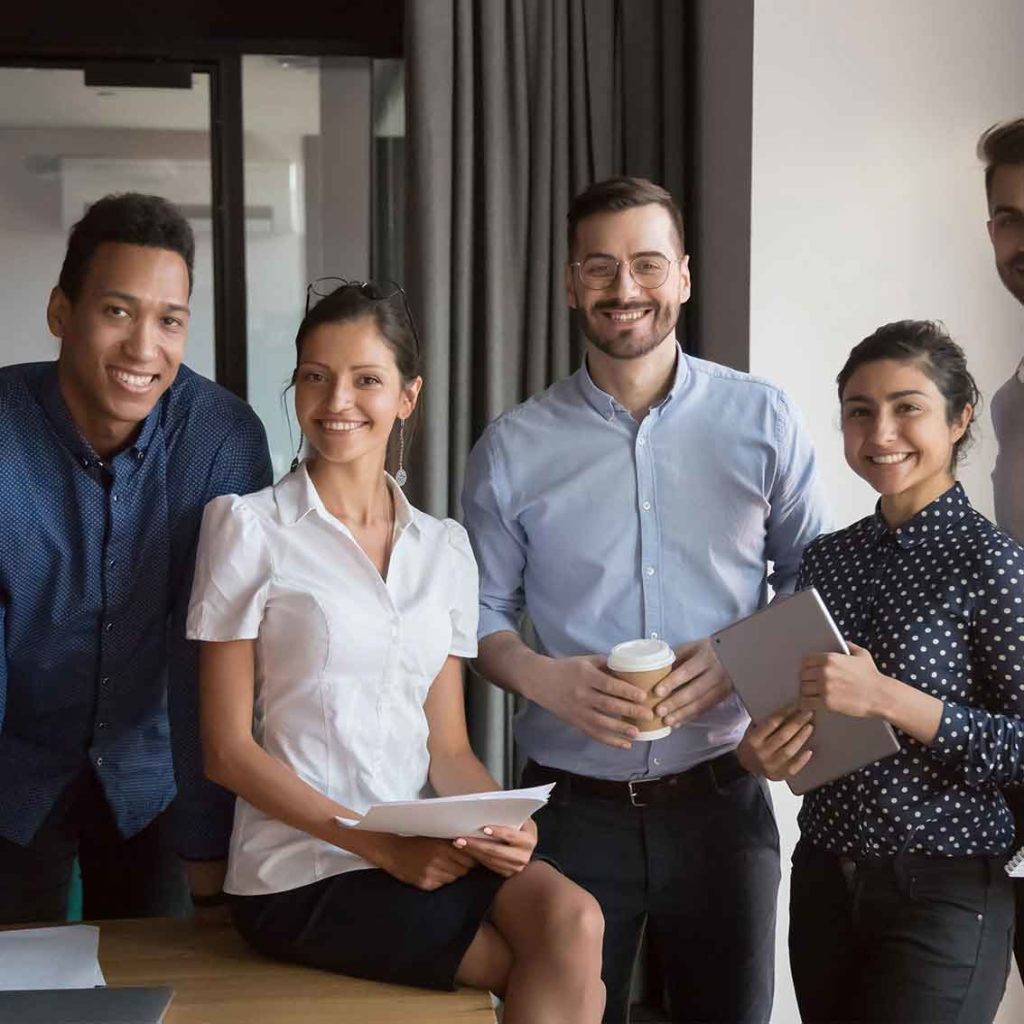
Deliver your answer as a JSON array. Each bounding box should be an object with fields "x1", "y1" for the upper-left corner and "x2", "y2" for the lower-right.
[{"x1": 462, "y1": 346, "x2": 831, "y2": 782}]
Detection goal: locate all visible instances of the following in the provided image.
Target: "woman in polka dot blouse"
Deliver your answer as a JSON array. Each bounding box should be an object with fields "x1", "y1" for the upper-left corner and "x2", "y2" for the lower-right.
[{"x1": 738, "y1": 321, "x2": 1022, "y2": 1023}]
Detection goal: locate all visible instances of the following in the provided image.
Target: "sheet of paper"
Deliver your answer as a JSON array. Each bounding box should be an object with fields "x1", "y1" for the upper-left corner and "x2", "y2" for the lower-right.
[
  {"x1": 336, "y1": 783, "x2": 555, "y2": 839},
  {"x1": 1007, "y1": 846, "x2": 1024, "y2": 878},
  {"x1": 0, "y1": 924, "x2": 105, "y2": 990}
]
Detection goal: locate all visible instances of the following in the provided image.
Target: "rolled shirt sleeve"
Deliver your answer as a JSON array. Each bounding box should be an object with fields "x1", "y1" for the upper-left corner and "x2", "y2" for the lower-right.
[
  {"x1": 462, "y1": 425, "x2": 529, "y2": 641},
  {"x1": 765, "y1": 390, "x2": 831, "y2": 594}
]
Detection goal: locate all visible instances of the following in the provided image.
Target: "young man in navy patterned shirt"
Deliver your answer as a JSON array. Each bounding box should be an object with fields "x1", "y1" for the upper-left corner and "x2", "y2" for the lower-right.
[
  {"x1": 0, "y1": 193, "x2": 272, "y2": 923},
  {"x1": 979, "y1": 118, "x2": 1024, "y2": 984}
]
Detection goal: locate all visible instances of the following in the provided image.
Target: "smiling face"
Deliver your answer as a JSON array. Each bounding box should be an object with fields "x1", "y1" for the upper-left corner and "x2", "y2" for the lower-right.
[
  {"x1": 47, "y1": 242, "x2": 190, "y2": 456},
  {"x1": 565, "y1": 204, "x2": 690, "y2": 361},
  {"x1": 294, "y1": 315, "x2": 421, "y2": 471},
  {"x1": 988, "y1": 162, "x2": 1024, "y2": 305},
  {"x1": 841, "y1": 358, "x2": 971, "y2": 515}
]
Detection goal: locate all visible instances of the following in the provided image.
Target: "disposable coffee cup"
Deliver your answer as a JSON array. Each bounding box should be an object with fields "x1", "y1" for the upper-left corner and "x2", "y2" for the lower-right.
[{"x1": 607, "y1": 639, "x2": 676, "y2": 741}]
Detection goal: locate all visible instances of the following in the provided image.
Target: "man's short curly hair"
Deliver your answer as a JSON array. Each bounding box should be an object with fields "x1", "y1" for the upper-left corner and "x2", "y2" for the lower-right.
[{"x1": 58, "y1": 192, "x2": 195, "y2": 301}]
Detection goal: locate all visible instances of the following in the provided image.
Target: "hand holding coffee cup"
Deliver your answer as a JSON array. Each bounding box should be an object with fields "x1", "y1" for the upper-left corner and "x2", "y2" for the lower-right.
[{"x1": 607, "y1": 639, "x2": 677, "y2": 740}]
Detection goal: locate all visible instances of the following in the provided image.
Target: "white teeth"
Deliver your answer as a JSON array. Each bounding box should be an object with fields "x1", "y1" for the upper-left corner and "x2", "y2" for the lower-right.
[
  {"x1": 607, "y1": 310, "x2": 648, "y2": 322},
  {"x1": 112, "y1": 369, "x2": 155, "y2": 388},
  {"x1": 321, "y1": 421, "x2": 367, "y2": 433},
  {"x1": 869, "y1": 453, "x2": 911, "y2": 465}
]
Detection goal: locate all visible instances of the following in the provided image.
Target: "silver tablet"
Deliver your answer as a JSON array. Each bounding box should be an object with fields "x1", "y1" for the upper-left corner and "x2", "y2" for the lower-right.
[{"x1": 712, "y1": 588, "x2": 900, "y2": 795}]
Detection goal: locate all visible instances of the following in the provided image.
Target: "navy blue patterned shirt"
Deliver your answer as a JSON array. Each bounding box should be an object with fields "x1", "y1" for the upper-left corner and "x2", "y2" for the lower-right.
[
  {"x1": 0, "y1": 362, "x2": 271, "y2": 858},
  {"x1": 797, "y1": 483, "x2": 1024, "y2": 859}
]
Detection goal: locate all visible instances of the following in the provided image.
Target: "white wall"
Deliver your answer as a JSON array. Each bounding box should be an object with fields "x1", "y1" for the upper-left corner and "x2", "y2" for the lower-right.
[{"x1": 750, "y1": 2, "x2": 1024, "y2": 1021}]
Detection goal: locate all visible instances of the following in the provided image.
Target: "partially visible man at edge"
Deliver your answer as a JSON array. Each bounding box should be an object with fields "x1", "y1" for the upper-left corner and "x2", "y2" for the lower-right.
[
  {"x1": 462, "y1": 176, "x2": 830, "y2": 1023},
  {"x1": 0, "y1": 193, "x2": 272, "y2": 923},
  {"x1": 980, "y1": 116, "x2": 1024, "y2": 983}
]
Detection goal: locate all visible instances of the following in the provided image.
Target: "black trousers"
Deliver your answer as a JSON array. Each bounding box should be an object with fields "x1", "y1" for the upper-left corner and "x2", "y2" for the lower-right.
[
  {"x1": 1008, "y1": 787, "x2": 1024, "y2": 983},
  {"x1": 524, "y1": 757, "x2": 780, "y2": 1024},
  {"x1": 789, "y1": 839, "x2": 1015, "y2": 1024},
  {"x1": 0, "y1": 769, "x2": 187, "y2": 925}
]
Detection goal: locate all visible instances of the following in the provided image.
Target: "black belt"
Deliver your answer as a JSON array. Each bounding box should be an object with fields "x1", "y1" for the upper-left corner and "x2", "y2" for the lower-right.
[{"x1": 523, "y1": 751, "x2": 748, "y2": 808}]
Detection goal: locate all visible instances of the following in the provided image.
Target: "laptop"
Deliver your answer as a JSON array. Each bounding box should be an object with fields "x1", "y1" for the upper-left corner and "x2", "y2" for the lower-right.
[
  {"x1": 712, "y1": 588, "x2": 900, "y2": 795},
  {"x1": 0, "y1": 986, "x2": 173, "y2": 1023}
]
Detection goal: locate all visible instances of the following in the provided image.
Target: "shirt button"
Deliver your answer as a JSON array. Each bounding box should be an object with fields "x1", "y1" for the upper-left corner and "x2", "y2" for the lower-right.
[
  {"x1": 637, "y1": 437, "x2": 646, "y2": 447},
  {"x1": 135, "y1": 449, "x2": 145, "y2": 463},
  {"x1": 645, "y1": 566, "x2": 656, "y2": 577},
  {"x1": 100, "y1": 677, "x2": 110, "y2": 688},
  {"x1": 97, "y1": 721, "x2": 106, "y2": 729},
  {"x1": 650, "y1": 631, "x2": 659, "y2": 639},
  {"x1": 653, "y1": 758, "x2": 661, "y2": 765},
  {"x1": 111, "y1": 494, "x2": 119, "y2": 503},
  {"x1": 642, "y1": 501, "x2": 651, "y2": 511},
  {"x1": 95, "y1": 756, "x2": 104, "y2": 767},
  {"x1": 107, "y1": 558, "x2": 116, "y2": 568},
  {"x1": 80, "y1": 456, "x2": 91, "y2": 468},
  {"x1": 104, "y1": 621, "x2": 114, "y2": 632}
]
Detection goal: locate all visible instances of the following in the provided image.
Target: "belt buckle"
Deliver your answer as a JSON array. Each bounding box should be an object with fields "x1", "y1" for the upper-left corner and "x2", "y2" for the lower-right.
[{"x1": 627, "y1": 778, "x2": 653, "y2": 808}]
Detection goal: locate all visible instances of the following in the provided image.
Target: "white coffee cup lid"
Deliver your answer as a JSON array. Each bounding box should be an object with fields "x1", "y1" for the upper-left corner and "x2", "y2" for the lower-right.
[{"x1": 607, "y1": 638, "x2": 674, "y2": 673}]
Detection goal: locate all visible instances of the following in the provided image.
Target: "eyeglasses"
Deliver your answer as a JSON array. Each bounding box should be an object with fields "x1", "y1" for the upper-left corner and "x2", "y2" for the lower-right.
[
  {"x1": 569, "y1": 253, "x2": 683, "y2": 291},
  {"x1": 304, "y1": 277, "x2": 421, "y2": 354}
]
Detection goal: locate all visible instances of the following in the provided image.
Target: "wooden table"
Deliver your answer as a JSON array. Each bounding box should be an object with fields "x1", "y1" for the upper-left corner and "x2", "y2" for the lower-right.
[{"x1": 94, "y1": 917, "x2": 497, "y2": 1023}]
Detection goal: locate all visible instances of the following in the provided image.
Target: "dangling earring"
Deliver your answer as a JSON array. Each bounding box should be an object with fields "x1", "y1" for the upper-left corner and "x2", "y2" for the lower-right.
[
  {"x1": 290, "y1": 433, "x2": 304, "y2": 473},
  {"x1": 394, "y1": 419, "x2": 407, "y2": 487}
]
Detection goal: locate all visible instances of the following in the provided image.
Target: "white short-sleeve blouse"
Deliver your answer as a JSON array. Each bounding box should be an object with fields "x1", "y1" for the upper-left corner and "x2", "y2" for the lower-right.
[{"x1": 186, "y1": 464, "x2": 479, "y2": 896}]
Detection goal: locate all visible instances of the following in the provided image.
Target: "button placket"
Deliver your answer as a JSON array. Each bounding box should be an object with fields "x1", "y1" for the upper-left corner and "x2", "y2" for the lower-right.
[{"x1": 636, "y1": 424, "x2": 662, "y2": 639}]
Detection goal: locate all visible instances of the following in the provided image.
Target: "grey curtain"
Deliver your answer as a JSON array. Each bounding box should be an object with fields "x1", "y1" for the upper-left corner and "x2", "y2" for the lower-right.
[{"x1": 404, "y1": 0, "x2": 688, "y2": 781}]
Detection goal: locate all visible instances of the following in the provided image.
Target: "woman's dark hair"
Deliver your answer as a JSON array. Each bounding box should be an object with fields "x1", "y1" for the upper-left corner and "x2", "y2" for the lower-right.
[
  {"x1": 293, "y1": 283, "x2": 421, "y2": 471},
  {"x1": 59, "y1": 192, "x2": 195, "y2": 301},
  {"x1": 836, "y1": 320, "x2": 981, "y2": 466}
]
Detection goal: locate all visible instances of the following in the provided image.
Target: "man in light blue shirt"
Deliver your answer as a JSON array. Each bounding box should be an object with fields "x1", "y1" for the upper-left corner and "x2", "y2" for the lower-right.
[{"x1": 464, "y1": 177, "x2": 829, "y2": 1023}]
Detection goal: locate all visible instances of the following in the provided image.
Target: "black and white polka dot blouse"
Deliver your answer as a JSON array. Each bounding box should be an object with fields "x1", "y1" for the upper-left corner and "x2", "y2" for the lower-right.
[{"x1": 796, "y1": 482, "x2": 1024, "y2": 859}]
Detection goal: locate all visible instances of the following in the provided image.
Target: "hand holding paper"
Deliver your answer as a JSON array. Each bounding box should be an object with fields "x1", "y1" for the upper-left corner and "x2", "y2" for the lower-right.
[{"x1": 335, "y1": 784, "x2": 555, "y2": 840}]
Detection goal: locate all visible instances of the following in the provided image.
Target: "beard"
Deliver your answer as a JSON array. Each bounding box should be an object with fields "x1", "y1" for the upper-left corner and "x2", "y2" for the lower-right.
[
  {"x1": 577, "y1": 299, "x2": 680, "y2": 360},
  {"x1": 997, "y1": 255, "x2": 1024, "y2": 305}
]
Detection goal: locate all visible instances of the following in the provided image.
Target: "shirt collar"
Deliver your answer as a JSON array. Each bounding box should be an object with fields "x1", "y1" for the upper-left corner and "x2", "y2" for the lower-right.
[
  {"x1": 575, "y1": 342, "x2": 689, "y2": 421},
  {"x1": 276, "y1": 461, "x2": 418, "y2": 535},
  {"x1": 868, "y1": 481, "x2": 970, "y2": 549},
  {"x1": 37, "y1": 361, "x2": 161, "y2": 465}
]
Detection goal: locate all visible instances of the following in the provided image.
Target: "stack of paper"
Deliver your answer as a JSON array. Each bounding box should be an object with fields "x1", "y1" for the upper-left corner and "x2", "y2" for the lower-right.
[
  {"x1": 0, "y1": 925, "x2": 105, "y2": 990},
  {"x1": 336, "y1": 783, "x2": 555, "y2": 839},
  {"x1": 1007, "y1": 846, "x2": 1024, "y2": 878}
]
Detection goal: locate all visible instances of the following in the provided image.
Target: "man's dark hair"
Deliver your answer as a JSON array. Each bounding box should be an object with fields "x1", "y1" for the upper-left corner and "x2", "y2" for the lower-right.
[
  {"x1": 837, "y1": 320, "x2": 980, "y2": 467},
  {"x1": 58, "y1": 193, "x2": 195, "y2": 302},
  {"x1": 567, "y1": 176, "x2": 685, "y2": 257},
  {"x1": 977, "y1": 119, "x2": 1024, "y2": 199}
]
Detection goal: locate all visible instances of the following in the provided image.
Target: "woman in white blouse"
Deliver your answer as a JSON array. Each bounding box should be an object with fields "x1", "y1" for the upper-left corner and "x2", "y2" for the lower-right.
[{"x1": 186, "y1": 282, "x2": 605, "y2": 1022}]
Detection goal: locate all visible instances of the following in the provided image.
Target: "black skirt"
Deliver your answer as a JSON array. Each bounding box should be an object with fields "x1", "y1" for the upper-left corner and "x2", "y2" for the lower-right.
[{"x1": 229, "y1": 865, "x2": 506, "y2": 991}]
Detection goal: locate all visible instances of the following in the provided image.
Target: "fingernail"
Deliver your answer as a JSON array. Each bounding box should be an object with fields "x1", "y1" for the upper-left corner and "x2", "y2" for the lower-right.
[
  {"x1": 454, "y1": 838, "x2": 466, "y2": 848},
  {"x1": 483, "y1": 827, "x2": 493, "y2": 836},
  {"x1": 654, "y1": 686, "x2": 664, "y2": 697}
]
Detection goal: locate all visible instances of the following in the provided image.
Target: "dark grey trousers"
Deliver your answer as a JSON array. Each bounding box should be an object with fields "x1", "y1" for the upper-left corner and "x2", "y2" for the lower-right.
[{"x1": 790, "y1": 839, "x2": 1015, "y2": 1023}]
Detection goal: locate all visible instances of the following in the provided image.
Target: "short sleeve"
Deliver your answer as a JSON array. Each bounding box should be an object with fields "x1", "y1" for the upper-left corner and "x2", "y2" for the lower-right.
[
  {"x1": 186, "y1": 494, "x2": 272, "y2": 641},
  {"x1": 445, "y1": 520, "x2": 480, "y2": 658}
]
